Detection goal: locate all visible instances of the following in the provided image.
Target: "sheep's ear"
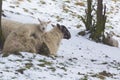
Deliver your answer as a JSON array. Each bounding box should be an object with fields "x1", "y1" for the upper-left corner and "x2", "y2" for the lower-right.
[
  {"x1": 57, "y1": 23, "x2": 61, "y2": 29},
  {"x1": 57, "y1": 23, "x2": 60, "y2": 27},
  {"x1": 106, "y1": 32, "x2": 112, "y2": 38},
  {"x1": 109, "y1": 31, "x2": 115, "y2": 35},
  {"x1": 51, "y1": 24, "x2": 55, "y2": 27},
  {"x1": 38, "y1": 18, "x2": 42, "y2": 24},
  {"x1": 106, "y1": 32, "x2": 109, "y2": 35}
]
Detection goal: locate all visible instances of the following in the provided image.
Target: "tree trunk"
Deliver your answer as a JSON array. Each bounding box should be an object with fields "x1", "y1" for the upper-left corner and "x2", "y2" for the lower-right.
[
  {"x1": 86, "y1": 0, "x2": 92, "y2": 31},
  {"x1": 90, "y1": 0, "x2": 106, "y2": 42},
  {"x1": 81, "y1": 0, "x2": 92, "y2": 31},
  {"x1": 0, "y1": 0, "x2": 4, "y2": 50}
]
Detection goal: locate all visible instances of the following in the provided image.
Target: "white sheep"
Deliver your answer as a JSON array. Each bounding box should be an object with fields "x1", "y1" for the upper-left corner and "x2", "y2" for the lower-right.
[
  {"x1": 1, "y1": 18, "x2": 50, "y2": 39},
  {"x1": 2, "y1": 19, "x2": 50, "y2": 56},
  {"x1": 38, "y1": 23, "x2": 71, "y2": 56},
  {"x1": 103, "y1": 32, "x2": 119, "y2": 47}
]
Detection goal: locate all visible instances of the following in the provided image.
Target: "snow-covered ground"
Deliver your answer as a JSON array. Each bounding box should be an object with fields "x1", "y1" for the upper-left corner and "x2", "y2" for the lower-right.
[{"x1": 0, "y1": 0, "x2": 120, "y2": 80}]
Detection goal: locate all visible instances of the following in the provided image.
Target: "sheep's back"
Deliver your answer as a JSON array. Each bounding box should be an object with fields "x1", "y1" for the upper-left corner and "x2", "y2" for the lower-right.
[{"x1": 1, "y1": 18, "x2": 23, "y2": 39}]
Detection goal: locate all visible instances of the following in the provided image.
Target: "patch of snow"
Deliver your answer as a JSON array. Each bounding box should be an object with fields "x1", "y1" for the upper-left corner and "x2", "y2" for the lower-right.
[{"x1": 1, "y1": 0, "x2": 120, "y2": 80}]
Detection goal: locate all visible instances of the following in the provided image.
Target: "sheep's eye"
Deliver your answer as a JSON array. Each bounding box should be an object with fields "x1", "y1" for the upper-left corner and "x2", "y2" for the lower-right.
[{"x1": 42, "y1": 27, "x2": 45, "y2": 30}]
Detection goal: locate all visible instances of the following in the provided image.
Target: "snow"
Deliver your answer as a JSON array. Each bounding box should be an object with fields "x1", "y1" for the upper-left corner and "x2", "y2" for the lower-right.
[{"x1": 0, "y1": 0, "x2": 120, "y2": 80}]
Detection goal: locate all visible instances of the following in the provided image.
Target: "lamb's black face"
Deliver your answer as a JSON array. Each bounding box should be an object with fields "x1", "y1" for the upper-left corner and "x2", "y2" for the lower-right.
[{"x1": 57, "y1": 24, "x2": 71, "y2": 39}]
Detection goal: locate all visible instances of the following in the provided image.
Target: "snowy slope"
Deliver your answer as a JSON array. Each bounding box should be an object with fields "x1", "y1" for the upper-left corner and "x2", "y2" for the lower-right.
[{"x1": 0, "y1": 0, "x2": 120, "y2": 80}]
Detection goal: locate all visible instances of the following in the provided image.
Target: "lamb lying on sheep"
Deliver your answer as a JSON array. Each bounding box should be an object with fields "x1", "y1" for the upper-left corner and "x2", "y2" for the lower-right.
[
  {"x1": 38, "y1": 23, "x2": 71, "y2": 56},
  {"x1": 2, "y1": 19, "x2": 50, "y2": 56},
  {"x1": 103, "y1": 32, "x2": 119, "y2": 47},
  {"x1": 1, "y1": 18, "x2": 50, "y2": 39}
]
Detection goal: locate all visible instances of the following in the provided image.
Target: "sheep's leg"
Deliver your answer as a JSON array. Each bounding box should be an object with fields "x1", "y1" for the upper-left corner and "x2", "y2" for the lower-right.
[{"x1": 37, "y1": 42, "x2": 50, "y2": 56}]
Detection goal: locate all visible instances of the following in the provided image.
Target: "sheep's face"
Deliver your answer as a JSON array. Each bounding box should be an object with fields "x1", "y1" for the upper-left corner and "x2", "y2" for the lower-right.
[
  {"x1": 57, "y1": 24, "x2": 71, "y2": 39},
  {"x1": 38, "y1": 18, "x2": 51, "y2": 32},
  {"x1": 106, "y1": 32, "x2": 113, "y2": 39}
]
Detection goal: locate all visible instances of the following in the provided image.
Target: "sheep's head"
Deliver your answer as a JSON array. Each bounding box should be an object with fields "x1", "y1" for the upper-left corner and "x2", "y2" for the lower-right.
[
  {"x1": 52, "y1": 24, "x2": 71, "y2": 39},
  {"x1": 38, "y1": 18, "x2": 51, "y2": 32},
  {"x1": 106, "y1": 32, "x2": 113, "y2": 39}
]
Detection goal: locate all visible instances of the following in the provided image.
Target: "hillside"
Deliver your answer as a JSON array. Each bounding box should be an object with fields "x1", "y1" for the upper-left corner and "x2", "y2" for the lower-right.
[{"x1": 0, "y1": 0, "x2": 120, "y2": 80}]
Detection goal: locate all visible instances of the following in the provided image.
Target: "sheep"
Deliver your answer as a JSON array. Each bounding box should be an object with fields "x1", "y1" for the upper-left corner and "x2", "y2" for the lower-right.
[
  {"x1": 2, "y1": 30, "x2": 37, "y2": 57},
  {"x1": 38, "y1": 23, "x2": 71, "y2": 56},
  {"x1": 103, "y1": 32, "x2": 119, "y2": 47},
  {"x1": 1, "y1": 18, "x2": 50, "y2": 39},
  {"x1": 2, "y1": 19, "x2": 50, "y2": 56},
  {"x1": 1, "y1": 18, "x2": 22, "y2": 39}
]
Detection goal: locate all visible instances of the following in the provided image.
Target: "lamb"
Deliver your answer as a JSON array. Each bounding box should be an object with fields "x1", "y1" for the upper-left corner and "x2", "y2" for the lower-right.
[
  {"x1": 103, "y1": 32, "x2": 119, "y2": 47},
  {"x1": 2, "y1": 19, "x2": 50, "y2": 56},
  {"x1": 1, "y1": 18, "x2": 50, "y2": 39},
  {"x1": 38, "y1": 23, "x2": 71, "y2": 56}
]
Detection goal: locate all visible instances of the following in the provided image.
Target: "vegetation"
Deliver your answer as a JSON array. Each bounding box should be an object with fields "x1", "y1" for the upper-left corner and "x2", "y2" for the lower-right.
[
  {"x1": 0, "y1": 0, "x2": 4, "y2": 50},
  {"x1": 81, "y1": 0, "x2": 107, "y2": 42}
]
